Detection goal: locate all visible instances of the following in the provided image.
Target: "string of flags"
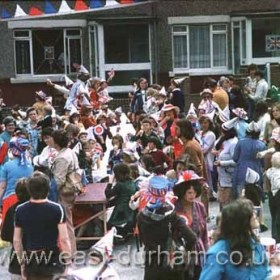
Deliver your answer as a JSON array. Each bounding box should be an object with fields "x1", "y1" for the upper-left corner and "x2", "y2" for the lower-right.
[{"x1": 0, "y1": 0, "x2": 146, "y2": 20}]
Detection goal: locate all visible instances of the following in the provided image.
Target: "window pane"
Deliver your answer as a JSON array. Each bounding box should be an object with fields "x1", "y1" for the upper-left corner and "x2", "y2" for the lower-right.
[
  {"x1": 173, "y1": 26, "x2": 187, "y2": 33},
  {"x1": 252, "y1": 18, "x2": 280, "y2": 58},
  {"x1": 189, "y1": 25, "x2": 210, "y2": 68},
  {"x1": 15, "y1": 40, "x2": 31, "y2": 74},
  {"x1": 213, "y1": 24, "x2": 227, "y2": 31},
  {"x1": 213, "y1": 33, "x2": 227, "y2": 67},
  {"x1": 67, "y1": 38, "x2": 82, "y2": 73},
  {"x1": 66, "y1": 29, "x2": 81, "y2": 36},
  {"x1": 104, "y1": 24, "x2": 149, "y2": 63},
  {"x1": 14, "y1": 30, "x2": 29, "y2": 37},
  {"x1": 32, "y1": 30, "x2": 64, "y2": 74},
  {"x1": 173, "y1": 35, "x2": 188, "y2": 68}
]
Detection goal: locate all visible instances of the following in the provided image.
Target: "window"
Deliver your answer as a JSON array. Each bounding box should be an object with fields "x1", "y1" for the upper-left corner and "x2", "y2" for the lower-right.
[
  {"x1": 172, "y1": 24, "x2": 227, "y2": 70},
  {"x1": 14, "y1": 28, "x2": 82, "y2": 75},
  {"x1": 104, "y1": 24, "x2": 149, "y2": 63},
  {"x1": 252, "y1": 18, "x2": 280, "y2": 58}
]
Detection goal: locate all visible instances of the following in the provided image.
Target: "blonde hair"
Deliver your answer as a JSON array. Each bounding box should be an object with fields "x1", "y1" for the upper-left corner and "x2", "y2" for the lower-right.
[{"x1": 271, "y1": 152, "x2": 280, "y2": 168}]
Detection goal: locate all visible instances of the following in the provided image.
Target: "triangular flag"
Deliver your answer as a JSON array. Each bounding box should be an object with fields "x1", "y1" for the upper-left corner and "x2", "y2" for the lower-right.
[
  {"x1": 105, "y1": 0, "x2": 120, "y2": 7},
  {"x1": 119, "y1": 0, "x2": 134, "y2": 3},
  {"x1": 74, "y1": 0, "x2": 89, "y2": 11},
  {"x1": 29, "y1": 6, "x2": 44, "y2": 16},
  {"x1": 44, "y1": 1, "x2": 56, "y2": 14},
  {"x1": 58, "y1": 0, "x2": 72, "y2": 13},
  {"x1": 1, "y1": 8, "x2": 11, "y2": 19},
  {"x1": 90, "y1": 0, "x2": 104, "y2": 8},
  {"x1": 14, "y1": 4, "x2": 27, "y2": 17}
]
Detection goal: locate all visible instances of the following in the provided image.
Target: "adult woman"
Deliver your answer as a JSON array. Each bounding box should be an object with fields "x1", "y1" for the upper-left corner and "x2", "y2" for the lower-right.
[
  {"x1": 232, "y1": 122, "x2": 266, "y2": 198},
  {"x1": 264, "y1": 102, "x2": 280, "y2": 146},
  {"x1": 137, "y1": 176, "x2": 196, "y2": 280},
  {"x1": 0, "y1": 137, "x2": 33, "y2": 222},
  {"x1": 200, "y1": 199, "x2": 271, "y2": 280},
  {"x1": 198, "y1": 115, "x2": 216, "y2": 199},
  {"x1": 174, "y1": 170, "x2": 208, "y2": 279},
  {"x1": 213, "y1": 123, "x2": 238, "y2": 209},
  {"x1": 51, "y1": 129, "x2": 80, "y2": 256},
  {"x1": 253, "y1": 101, "x2": 271, "y2": 141}
]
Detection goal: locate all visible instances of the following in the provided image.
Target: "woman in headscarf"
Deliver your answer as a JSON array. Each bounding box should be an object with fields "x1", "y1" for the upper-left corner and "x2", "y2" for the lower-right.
[{"x1": 0, "y1": 137, "x2": 33, "y2": 222}]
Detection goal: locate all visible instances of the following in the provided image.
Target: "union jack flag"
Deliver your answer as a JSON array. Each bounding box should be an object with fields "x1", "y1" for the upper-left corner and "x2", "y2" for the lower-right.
[{"x1": 266, "y1": 35, "x2": 280, "y2": 52}]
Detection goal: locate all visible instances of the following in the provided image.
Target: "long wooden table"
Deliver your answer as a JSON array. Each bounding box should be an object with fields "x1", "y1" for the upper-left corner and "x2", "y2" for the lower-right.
[{"x1": 74, "y1": 183, "x2": 108, "y2": 241}]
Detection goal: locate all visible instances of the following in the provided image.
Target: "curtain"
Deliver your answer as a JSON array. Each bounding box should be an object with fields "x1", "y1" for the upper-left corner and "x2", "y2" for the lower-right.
[
  {"x1": 213, "y1": 33, "x2": 226, "y2": 67},
  {"x1": 189, "y1": 25, "x2": 210, "y2": 68},
  {"x1": 173, "y1": 35, "x2": 188, "y2": 68}
]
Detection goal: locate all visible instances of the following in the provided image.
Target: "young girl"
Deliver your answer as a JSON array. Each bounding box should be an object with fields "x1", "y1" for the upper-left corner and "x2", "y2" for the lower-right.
[
  {"x1": 105, "y1": 163, "x2": 139, "y2": 239},
  {"x1": 108, "y1": 135, "x2": 124, "y2": 172}
]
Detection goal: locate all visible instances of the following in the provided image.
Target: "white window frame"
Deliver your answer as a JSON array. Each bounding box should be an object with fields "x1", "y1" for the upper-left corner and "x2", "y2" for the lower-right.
[
  {"x1": 169, "y1": 16, "x2": 231, "y2": 76},
  {"x1": 9, "y1": 20, "x2": 86, "y2": 84},
  {"x1": 92, "y1": 22, "x2": 152, "y2": 93}
]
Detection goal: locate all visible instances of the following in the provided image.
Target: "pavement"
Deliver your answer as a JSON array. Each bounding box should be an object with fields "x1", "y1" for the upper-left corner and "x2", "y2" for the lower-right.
[{"x1": 0, "y1": 199, "x2": 272, "y2": 280}]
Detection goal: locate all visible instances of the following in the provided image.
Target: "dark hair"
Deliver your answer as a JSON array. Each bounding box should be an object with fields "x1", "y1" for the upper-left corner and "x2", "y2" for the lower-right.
[
  {"x1": 69, "y1": 113, "x2": 80, "y2": 124},
  {"x1": 42, "y1": 127, "x2": 54, "y2": 137},
  {"x1": 204, "y1": 78, "x2": 217, "y2": 89},
  {"x1": 228, "y1": 75, "x2": 235, "y2": 82},
  {"x1": 218, "y1": 199, "x2": 256, "y2": 266},
  {"x1": 215, "y1": 127, "x2": 237, "y2": 150},
  {"x1": 176, "y1": 119, "x2": 195, "y2": 140},
  {"x1": 113, "y1": 163, "x2": 131, "y2": 182},
  {"x1": 52, "y1": 129, "x2": 69, "y2": 148},
  {"x1": 15, "y1": 178, "x2": 30, "y2": 202},
  {"x1": 26, "y1": 107, "x2": 37, "y2": 116},
  {"x1": 140, "y1": 154, "x2": 156, "y2": 173},
  {"x1": 255, "y1": 70, "x2": 264, "y2": 79},
  {"x1": 65, "y1": 123, "x2": 80, "y2": 137},
  {"x1": 3, "y1": 116, "x2": 16, "y2": 127},
  {"x1": 27, "y1": 171, "x2": 50, "y2": 199},
  {"x1": 247, "y1": 63, "x2": 258, "y2": 73},
  {"x1": 173, "y1": 180, "x2": 202, "y2": 199},
  {"x1": 198, "y1": 116, "x2": 214, "y2": 132},
  {"x1": 137, "y1": 77, "x2": 148, "y2": 89},
  {"x1": 129, "y1": 163, "x2": 139, "y2": 180},
  {"x1": 111, "y1": 135, "x2": 124, "y2": 148},
  {"x1": 147, "y1": 136, "x2": 162, "y2": 149},
  {"x1": 253, "y1": 101, "x2": 268, "y2": 121},
  {"x1": 141, "y1": 118, "x2": 151, "y2": 125},
  {"x1": 246, "y1": 129, "x2": 260, "y2": 139},
  {"x1": 173, "y1": 154, "x2": 196, "y2": 171},
  {"x1": 244, "y1": 183, "x2": 261, "y2": 207}
]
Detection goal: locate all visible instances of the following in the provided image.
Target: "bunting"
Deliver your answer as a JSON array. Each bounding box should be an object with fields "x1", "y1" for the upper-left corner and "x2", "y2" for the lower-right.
[
  {"x1": 14, "y1": 4, "x2": 27, "y2": 17},
  {"x1": 58, "y1": 0, "x2": 72, "y2": 14},
  {"x1": 0, "y1": 0, "x2": 147, "y2": 20},
  {"x1": 29, "y1": 6, "x2": 44, "y2": 16},
  {"x1": 74, "y1": 0, "x2": 89, "y2": 11}
]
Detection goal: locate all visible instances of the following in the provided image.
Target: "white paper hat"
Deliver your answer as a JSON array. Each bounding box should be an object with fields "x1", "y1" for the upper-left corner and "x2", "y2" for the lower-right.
[
  {"x1": 200, "y1": 88, "x2": 213, "y2": 97},
  {"x1": 204, "y1": 109, "x2": 216, "y2": 121},
  {"x1": 246, "y1": 121, "x2": 260, "y2": 133},
  {"x1": 232, "y1": 107, "x2": 248, "y2": 120},
  {"x1": 79, "y1": 65, "x2": 89, "y2": 75},
  {"x1": 159, "y1": 86, "x2": 167, "y2": 96},
  {"x1": 222, "y1": 117, "x2": 238, "y2": 131},
  {"x1": 186, "y1": 103, "x2": 197, "y2": 119},
  {"x1": 64, "y1": 75, "x2": 74, "y2": 87},
  {"x1": 174, "y1": 76, "x2": 187, "y2": 86},
  {"x1": 245, "y1": 168, "x2": 260, "y2": 184},
  {"x1": 69, "y1": 106, "x2": 79, "y2": 117}
]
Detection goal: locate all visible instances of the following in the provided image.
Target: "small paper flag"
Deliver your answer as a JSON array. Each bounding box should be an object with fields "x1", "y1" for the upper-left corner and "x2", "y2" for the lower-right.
[
  {"x1": 58, "y1": 0, "x2": 72, "y2": 13},
  {"x1": 74, "y1": 0, "x2": 89, "y2": 11},
  {"x1": 89, "y1": 0, "x2": 104, "y2": 8},
  {"x1": 29, "y1": 6, "x2": 44, "y2": 16},
  {"x1": 1, "y1": 8, "x2": 11, "y2": 19},
  {"x1": 105, "y1": 0, "x2": 120, "y2": 7},
  {"x1": 44, "y1": 1, "x2": 56, "y2": 14},
  {"x1": 14, "y1": 4, "x2": 27, "y2": 17}
]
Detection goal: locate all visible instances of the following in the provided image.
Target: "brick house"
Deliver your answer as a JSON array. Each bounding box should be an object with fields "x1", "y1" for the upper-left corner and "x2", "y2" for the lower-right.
[{"x1": 0, "y1": 0, "x2": 280, "y2": 110}]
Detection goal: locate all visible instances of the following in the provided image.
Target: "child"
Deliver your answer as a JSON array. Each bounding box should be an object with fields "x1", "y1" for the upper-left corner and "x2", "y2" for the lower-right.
[
  {"x1": 108, "y1": 135, "x2": 124, "y2": 172},
  {"x1": 105, "y1": 163, "x2": 139, "y2": 239}
]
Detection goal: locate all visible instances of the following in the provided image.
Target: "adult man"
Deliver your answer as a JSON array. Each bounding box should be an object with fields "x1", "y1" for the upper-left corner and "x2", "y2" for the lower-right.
[
  {"x1": 207, "y1": 78, "x2": 229, "y2": 110},
  {"x1": 25, "y1": 107, "x2": 40, "y2": 159},
  {"x1": 248, "y1": 70, "x2": 269, "y2": 103},
  {"x1": 13, "y1": 172, "x2": 71, "y2": 280}
]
